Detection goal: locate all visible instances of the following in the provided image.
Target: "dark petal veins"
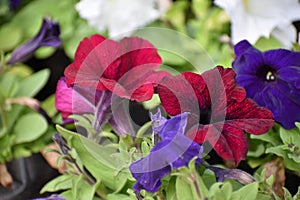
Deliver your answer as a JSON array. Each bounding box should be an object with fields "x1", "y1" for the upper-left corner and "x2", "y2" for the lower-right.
[
  {"x1": 104, "y1": 37, "x2": 162, "y2": 80},
  {"x1": 65, "y1": 34, "x2": 165, "y2": 102},
  {"x1": 225, "y1": 98, "x2": 274, "y2": 134},
  {"x1": 160, "y1": 67, "x2": 274, "y2": 165},
  {"x1": 101, "y1": 65, "x2": 169, "y2": 101},
  {"x1": 65, "y1": 35, "x2": 118, "y2": 87},
  {"x1": 182, "y1": 72, "x2": 209, "y2": 109},
  {"x1": 157, "y1": 74, "x2": 201, "y2": 118},
  {"x1": 213, "y1": 123, "x2": 249, "y2": 165},
  {"x1": 264, "y1": 49, "x2": 300, "y2": 69}
]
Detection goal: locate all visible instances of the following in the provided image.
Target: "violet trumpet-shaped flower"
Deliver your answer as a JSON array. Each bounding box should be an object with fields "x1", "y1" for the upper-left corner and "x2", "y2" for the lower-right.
[
  {"x1": 232, "y1": 40, "x2": 300, "y2": 129},
  {"x1": 129, "y1": 112, "x2": 203, "y2": 193},
  {"x1": 207, "y1": 165, "x2": 256, "y2": 185},
  {"x1": 10, "y1": 0, "x2": 21, "y2": 10},
  {"x1": 31, "y1": 195, "x2": 65, "y2": 200},
  {"x1": 7, "y1": 18, "x2": 61, "y2": 65}
]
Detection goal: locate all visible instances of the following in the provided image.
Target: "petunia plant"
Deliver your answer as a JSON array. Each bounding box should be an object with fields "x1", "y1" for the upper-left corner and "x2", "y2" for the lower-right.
[
  {"x1": 0, "y1": 16, "x2": 61, "y2": 189},
  {"x1": 39, "y1": 30, "x2": 300, "y2": 199}
]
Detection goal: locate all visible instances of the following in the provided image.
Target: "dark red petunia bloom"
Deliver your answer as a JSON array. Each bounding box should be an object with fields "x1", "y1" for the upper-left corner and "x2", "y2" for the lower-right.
[
  {"x1": 157, "y1": 66, "x2": 274, "y2": 165},
  {"x1": 64, "y1": 34, "x2": 169, "y2": 102}
]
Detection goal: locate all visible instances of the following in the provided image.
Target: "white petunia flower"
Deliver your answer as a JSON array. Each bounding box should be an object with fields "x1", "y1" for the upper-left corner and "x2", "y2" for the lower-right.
[
  {"x1": 214, "y1": 0, "x2": 300, "y2": 47},
  {"x1": 76, "y1": 0, "x2": 171, "y2": 39}
]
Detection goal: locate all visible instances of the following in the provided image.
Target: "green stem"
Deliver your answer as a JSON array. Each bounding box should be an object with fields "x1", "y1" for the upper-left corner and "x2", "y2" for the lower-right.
[
  {"x1": 0, "y1": 105, "x2": 8, "y2": 129},
  {"x1": 190, "y1": 172, "x2": 202, "y2": 200}
]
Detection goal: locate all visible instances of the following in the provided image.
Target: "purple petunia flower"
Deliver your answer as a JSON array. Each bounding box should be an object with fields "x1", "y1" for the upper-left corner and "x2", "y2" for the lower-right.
[
  {"x1": 10, "y1": 0, "x2": 21, "y2": 10},
  {"x1": 207, "y1": 165, "x2": 256, "y2": 185},
  {"x1": 7, "y1": 18, "x2": 61, "y2": 65},
  {"x1": 129, "y1": 112, "x2": 203, "y2": 193},
  {"x1": 232, "y1": 40, "x2": 300, "y2": 129},
  {"x1": 31, "y1": 194, "x2": 65, "y2": 200}
]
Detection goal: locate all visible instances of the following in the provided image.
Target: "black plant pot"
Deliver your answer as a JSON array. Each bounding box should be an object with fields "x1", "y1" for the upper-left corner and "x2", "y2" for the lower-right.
[{"x1": 0, "y1": 153, "x2": 59, "y2": 200}]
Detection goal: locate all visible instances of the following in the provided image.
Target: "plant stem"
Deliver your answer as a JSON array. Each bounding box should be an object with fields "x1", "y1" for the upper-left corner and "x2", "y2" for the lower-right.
[
  {"x1": 0, "y1": 164, "x2": 13, "y2": 188},
  {"x1": 0, "y1": 105, "x2": 8, "y2": 128},
  {"x1": 188, "y1": 172, "x2": 202, "y2": 199}
]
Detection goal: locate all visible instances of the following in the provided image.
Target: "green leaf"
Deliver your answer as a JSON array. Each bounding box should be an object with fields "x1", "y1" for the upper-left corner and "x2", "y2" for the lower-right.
[
  {"x1": 13, "y1": 113, "x2": 48, "y2": 144},
  {"x1": 254, "y1": 36, "x2": 283, "y2": 51},
  {"x1": 293, "y1": 186, "x2": 300, "y2": 200},
  {"x1": 266, "y1": 146, "x2": 300, "y2": 171},
  {"x1": 12, "y1": 145, "x2": 32, "y2": 158},
  {"x1": 247, "y1": 139, "x2": 265, "y2": 157},
  {"x1": 0, "y1": 24, "x2": 22, "y2": 51},
  {"x1": 175, "y1": 176, "x2": 194, "y2": 200},
  {"x1": 56, "y1": 125, "x2": 130, "y2": 191},
  {"x1": 72, "y1": 175, "x2": 100, "y2": 200},
  {"x1": 165, "y1": 176, "x2": 177, "y2": 200},
  {"x1": 34, "y1": 46, "x2": 56, "y2": 59},
  {"x1": 231, "y1": 182, "x2": 258, "y2": 200},
  {"x1": 41, "y1": 94, "x2": 57, "y2": 117},
  {"x1": 279, "y1": 126, "x2": 300, "y2": 145},
  {"x1": 11, "y1": 0, "x2": 77, "y2": 40},
  {"x1": 7, "y1": 64, "x2": 33, "y2": 78},
  {"x1": 107, "y1": 194, "x2": 132, "y2": 200},
  {"x1": 250, "y1": 126, "x2": 281, "y2": 146},
  {"x1": 17, "y1": 69, "x2": 50, "y2": 97},
  {"x1": 136, "y1": 121, "x2": 151, "y2": 138},
  {"x1": 0, "y1": 73, "x2": 19, "y2": 98},
  {"x1": 142, "y1": 94, "x2": 161, "y2": 110},
  {"x1": 208, "y1": 182, "x2": 232, "y2": 200},
  {"x1": 41, "y1": 174, "x2": 75, "y2": 193}
]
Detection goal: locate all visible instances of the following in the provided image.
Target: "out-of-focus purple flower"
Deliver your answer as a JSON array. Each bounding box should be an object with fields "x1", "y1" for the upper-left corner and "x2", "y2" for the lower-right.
[
  {"x1": 207, "y1": 165, "x2": 256, "y2": 185},
  {"x1": 10, "y1": 0, "x2": 21, "y2": 10},
  {"x1": 232, "y1": 40, "x2": 300, "y2": 129},
  {"x1": 150, "y1": 108, "x2": 167, "y2": 133},
  {"x1": 31, "y1": 194, "x2": 65, "y2": 200},
  {"x1": 7, "y1": 18, "x2": 61, "y2": 65},
  {"x1": 129, "y1": 112, "x2": 202, "y2": 193}
]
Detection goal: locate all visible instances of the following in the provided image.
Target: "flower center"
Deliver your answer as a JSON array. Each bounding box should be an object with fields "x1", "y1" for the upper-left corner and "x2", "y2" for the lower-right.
[
  {"x1": 256, "y1": 66, "x2": 277, "y2": 82},
  {"x1": 266, "y1": 71, "x2": 276, "y2": 81},
  {"x1": 199, "y1": 108, "x2": 212, "y2": 125}
]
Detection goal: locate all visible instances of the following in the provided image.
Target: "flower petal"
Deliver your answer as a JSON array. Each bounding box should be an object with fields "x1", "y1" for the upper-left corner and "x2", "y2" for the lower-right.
[
  {"x1": 65, "y1": 34, "x2": 165, "y2": 102},
  {"x1": 55, "y1": 78, "x2": 96, "y2": 120}
]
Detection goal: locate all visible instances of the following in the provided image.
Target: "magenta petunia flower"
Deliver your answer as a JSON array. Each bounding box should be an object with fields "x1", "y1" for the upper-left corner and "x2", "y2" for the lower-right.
[
  {"x1": 130, "y1": 112, "x2": 202, "y2": 193},
  {"x1": 55, "y1": 77, "x2": 134, "y2": 135},
  {"x1": 7, "y1": 18, "x2": 61, "y2": 65},
  {"x1": 64, "y1": 34, "x2": 169, "y2": 102},
  {"x1": 232, "y1": 40, "x2": 300, "y2": 129},
  {"x1": 157, "y1": 66, "x2": 274, "y2": 165}
]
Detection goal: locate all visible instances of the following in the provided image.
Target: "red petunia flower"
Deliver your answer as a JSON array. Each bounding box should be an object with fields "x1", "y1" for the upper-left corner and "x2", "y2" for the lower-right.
[
  {"x1": 64, "y1": 34, "x2": 169, "y2": 102},
  {"x1": 157, "y1": 66, "x2": 274, "y2": 165}
]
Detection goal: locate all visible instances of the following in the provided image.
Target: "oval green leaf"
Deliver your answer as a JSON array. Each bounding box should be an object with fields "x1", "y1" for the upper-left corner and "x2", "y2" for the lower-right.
[{"x1": 14, "y1": 113, "x2": 48, "y2": 144}]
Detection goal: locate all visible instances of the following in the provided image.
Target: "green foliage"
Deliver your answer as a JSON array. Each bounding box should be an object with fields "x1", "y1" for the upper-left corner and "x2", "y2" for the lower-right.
[
  {"x1": 248, "y1": 124, "x2": 300, "y2": 173},
  {"x1": 0, "y1": 67, "x2": 53, "y2": 164}
]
